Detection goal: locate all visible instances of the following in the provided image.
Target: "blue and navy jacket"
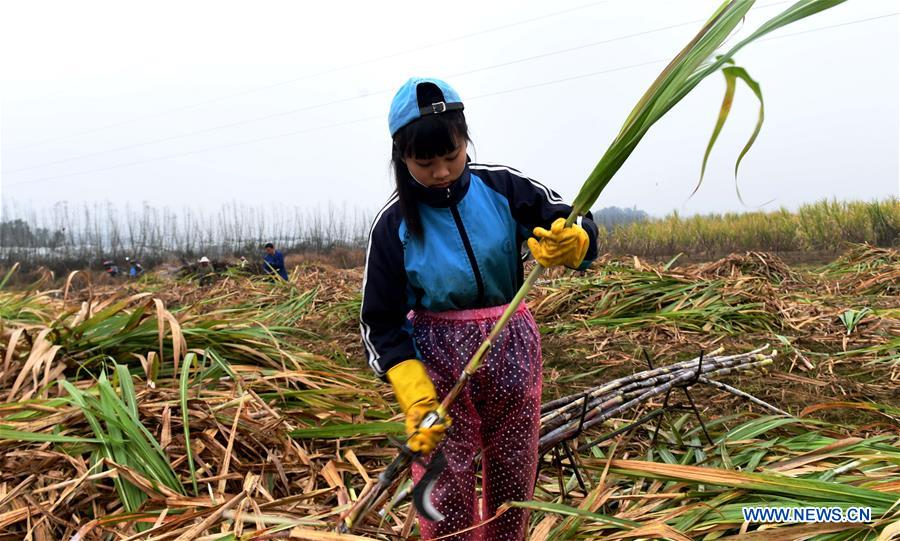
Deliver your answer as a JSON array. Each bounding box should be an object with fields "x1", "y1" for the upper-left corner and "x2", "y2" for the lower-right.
[
  {"x1": 263, "y1": 250, "x2": 288, "y2": 280},
  {"x1": 360, "y1": 162, "x2": 599, "y2": 378}
]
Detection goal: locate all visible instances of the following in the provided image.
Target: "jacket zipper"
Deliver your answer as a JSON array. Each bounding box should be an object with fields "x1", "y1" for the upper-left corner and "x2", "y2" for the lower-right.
[{"x1": 449, "y1": 203, "x2": 485, "y2": 305}]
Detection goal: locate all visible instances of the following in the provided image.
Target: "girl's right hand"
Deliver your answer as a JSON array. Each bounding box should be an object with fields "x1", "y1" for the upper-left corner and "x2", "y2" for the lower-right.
[
  {"x1": 404, "y1": 401, "x2": 449, "y2": 454},
  {"x1": 387, "y1": 359, "x2": 451, "y2": 454}
]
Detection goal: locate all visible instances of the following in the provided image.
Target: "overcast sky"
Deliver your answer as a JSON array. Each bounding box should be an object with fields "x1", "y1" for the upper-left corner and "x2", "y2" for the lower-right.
[{"x1": 1, "y1": 0, "x2": 897, "y2": 220}]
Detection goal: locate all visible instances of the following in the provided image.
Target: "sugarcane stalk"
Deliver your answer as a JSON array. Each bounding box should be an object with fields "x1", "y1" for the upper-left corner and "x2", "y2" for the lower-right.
[
  {"x1": 340, "y1": 451, "x2": 413, "y2": 533},
  {"x1": 540, "y1": 345, "x2": 771, "y2": 414},
  {"x1": 561, "y1": 357, "x2": 775, "y2": 434},
  {"x1": 699, "y1": 377, "x2": 790, "y2": 416},
  {"x1": 554, "y1": 357, "x2": 775, "y2": 439},
  {"x1": 541, "y1": 349, "x2": 768, "y2": 418},
  {"x1": 540, "y1": 350, "x2": 771, "y2": 430},
  {"x1": 541, "y1": 351, "x2": 748, "y2": 422},
  {"x1": 539, "y1": 358, "x2": 773, "y2": 450},
  {"x1": 378, "y1": 478, "x2": 412, "y2": 520}
]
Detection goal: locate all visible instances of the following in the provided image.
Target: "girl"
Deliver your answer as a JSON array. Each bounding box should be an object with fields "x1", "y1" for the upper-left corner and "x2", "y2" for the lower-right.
[{"x1": 360, "y1": 77, "x2": 599, "y2": 540}]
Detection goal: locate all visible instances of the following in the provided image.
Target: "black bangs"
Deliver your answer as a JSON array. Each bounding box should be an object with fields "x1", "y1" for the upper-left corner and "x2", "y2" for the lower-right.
[
  {"x1": 393, "y1": 110, "x2": 466, "y2": 160},
  {"x1": 390, "y1": 109, "x2": 471, "y2": 237}
]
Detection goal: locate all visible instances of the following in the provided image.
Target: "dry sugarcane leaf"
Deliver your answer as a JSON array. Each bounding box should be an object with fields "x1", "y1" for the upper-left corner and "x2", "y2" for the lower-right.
[
  {"x1": 62, "y1": 270, "x2": 89, "y2": 306},
  {"x1": 719, "y1": 522, "x2": 863, "y2": 540},
  {"x1": 6, "y1": 329, "x2": 60, "y2": 402},
  {"x1": 877, "y1": 518, "x2": 900, "y2": 541},
  {"x1": 529, "y1": 515, "x2": 559, "y2": 541},
  {"x1": 101, "y1": 459, "x2": 183, "y2": 501},
  {"x1": 0, "y1": 506, "x2": 30, "y2": 531},
  {"x1": 217, "y1": 395, "x2": 244, "y2": 496},
  {"x1": 154, "y1": 298, "x2": 186, "y2": 375},
  {"x1": 160, "y1": 405, "x2": 172, "y2": 449},
  {"x1": 343, "y1": 450, "x2": 370, "y2": 485},
  {"x1": 766, "y1": 437, "x2": 863, "y2": 472},
  {"x1": 2, "y1": 327, "x2": 25, "y2": 376},
  {"x1": 608, "y1": 522, "x2": 692, "y2": 541},
  {"x1": 172, "y1": 489, "x2": 246, "y2": 541},
  {"x1": 869, "y1": 480, "x2": 900, "y2": 494},
  {"x1": 320, "y1": 460, "x2": 349, "y2": 507},
  {"x1": 287, "y1": 526, "x2": 377, "y2": 540}
]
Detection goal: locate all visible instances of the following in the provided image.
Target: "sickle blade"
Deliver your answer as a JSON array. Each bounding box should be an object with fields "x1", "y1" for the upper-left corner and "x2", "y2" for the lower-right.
[{"x1": 411, "y1": 451, "x2": 447, "y2": 522}]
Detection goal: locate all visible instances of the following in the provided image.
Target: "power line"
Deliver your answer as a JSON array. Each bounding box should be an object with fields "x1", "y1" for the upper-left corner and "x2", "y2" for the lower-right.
[
  {"x1": 757, "y1": 10, "x2": 897, "y2": 40},
  {"x1": 4, "y1": 0, "x2": 619, "y2": 152},
  {"x1": 5, "y1": 12, "x2": 896, "y2": 189},
  {"x1": 1, "y1": 92, "x2": 388, "y2": 174},
  {"x1": 3, "y1": 1, "x2": 794, "y2": 175},
  {"x1": 0, "y1": 17, "x2": 710, "y2": 174},
  {"x1": 5, "y1": 115, "x2": 381, "y2": 187},
  {"x1": 4, "y1": 59, "x2": 674, "y2": 188}
]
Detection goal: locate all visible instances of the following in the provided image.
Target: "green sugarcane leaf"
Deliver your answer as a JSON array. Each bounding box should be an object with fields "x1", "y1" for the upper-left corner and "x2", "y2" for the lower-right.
[
  {"x1": 673, "y1": 489, "x2": 745, "y2": 531},
  {"x1": 609, "y1": 459, "x2": 898, "y2": 510},
  {"x1": 0, "y1": 264, "x2": 18, "y2": 290},
  {"x1": 70, "y1": 299, "x2": 132, "y2": 335},
  {"x1": 727, "y1": 65, "x2": 766, "y2": 204},
  {"x1": 839, "y1": 307, "x2": 873, "y2": 335},
  {"x1": 114, "y1": 364, "x2": 139, "y2": 420},
  {"x1": 720, "y1": 415, "x2": 802, "y2": 442},
  {"x1": 508, "y1": 500, "x2": 640, "y2": 529},
  {"x1": 180, "y1": 352, "x2": 199, "y2": 496},
  {"x1": 662, "y1": 252, "x2": 684, "y2": 271},
  {"x1": 695, "y1": 60, "x2": 737, "y2": 197},
  {"x1": 204, "y1": 349, "x2": 240, "y2": 384},
  {"x1": 0, "y1": 427, "x2": 99, "y2": 444},
  {"x1": 121, "y1": 304, "x2": 148, "y2": 334},
  {"x1": 290, "y1": 422, "x2": 405, "y2": 439}
]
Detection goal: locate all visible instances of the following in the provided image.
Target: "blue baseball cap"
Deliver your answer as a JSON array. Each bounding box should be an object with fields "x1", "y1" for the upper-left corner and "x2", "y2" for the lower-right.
[{"x1": 388, "y1": 77, "x2": 464, "y2": 136}]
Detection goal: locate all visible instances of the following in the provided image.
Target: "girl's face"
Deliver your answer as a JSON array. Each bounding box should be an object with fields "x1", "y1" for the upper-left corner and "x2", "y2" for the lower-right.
[{"x1": 404, "y1": 138, "x2": 468, "y2": 189}]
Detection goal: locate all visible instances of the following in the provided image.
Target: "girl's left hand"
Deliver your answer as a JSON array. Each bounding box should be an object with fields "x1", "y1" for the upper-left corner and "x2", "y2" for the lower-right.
[{"x1": 527, "y1": 218, "x2": 589, "y2": 269}]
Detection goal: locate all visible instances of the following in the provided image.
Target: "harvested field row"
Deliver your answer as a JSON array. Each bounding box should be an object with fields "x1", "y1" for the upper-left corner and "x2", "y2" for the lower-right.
[{"x1": 0, "y1": 245, "x2": 897, "y2": 539}]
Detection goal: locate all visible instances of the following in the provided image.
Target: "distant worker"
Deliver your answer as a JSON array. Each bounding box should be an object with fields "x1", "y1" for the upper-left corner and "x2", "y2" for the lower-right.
[
  {"x1": 126, "y1": 257, "x2": 144, "y2": 278},
  {"x1": 262, "y1": 242, "x2": 288, "y2": 280},
  {"x1": 102, "y1": 259, "x2": 119, "y2": 277},
  {"x1": 198, "y1": 256, "x2": 213, "y2": 286}
]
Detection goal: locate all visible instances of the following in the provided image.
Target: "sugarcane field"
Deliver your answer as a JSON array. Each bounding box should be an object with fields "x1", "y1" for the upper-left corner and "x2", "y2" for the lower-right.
[{"x1": 1, "y1": 1, "x2": 898, "y2": 540}]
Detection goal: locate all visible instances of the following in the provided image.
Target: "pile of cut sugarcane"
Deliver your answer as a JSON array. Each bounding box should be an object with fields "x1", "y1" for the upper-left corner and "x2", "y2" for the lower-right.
[{"x1": 538, "y1": 345, "x2": 786, "y2": 453}]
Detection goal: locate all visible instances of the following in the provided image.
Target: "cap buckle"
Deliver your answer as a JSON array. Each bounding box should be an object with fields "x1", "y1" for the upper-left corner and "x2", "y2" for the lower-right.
[{"x1": 431, "y1": 101, "x2": 447, "y2": 114}]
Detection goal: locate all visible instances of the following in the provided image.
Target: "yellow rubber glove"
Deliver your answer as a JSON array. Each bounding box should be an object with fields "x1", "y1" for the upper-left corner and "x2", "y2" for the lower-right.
[
  {"x1": 527, "y1": 217, "x2": 589, "y2": 268},
  {"x1": 386, "y1": 359, "x2": 450, "y2": 454}
]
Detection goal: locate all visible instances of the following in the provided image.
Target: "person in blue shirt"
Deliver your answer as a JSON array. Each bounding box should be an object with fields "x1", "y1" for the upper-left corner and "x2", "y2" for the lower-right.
[
  {"x1": 125, "y1": 257, "x2": 144, "y2": 278},
  {"x1": 360, "y1": 77, "x2": 599, "y2": 540},
  {"x1": 262, "y1": 242, "x2": 288, "y2": 280}
]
